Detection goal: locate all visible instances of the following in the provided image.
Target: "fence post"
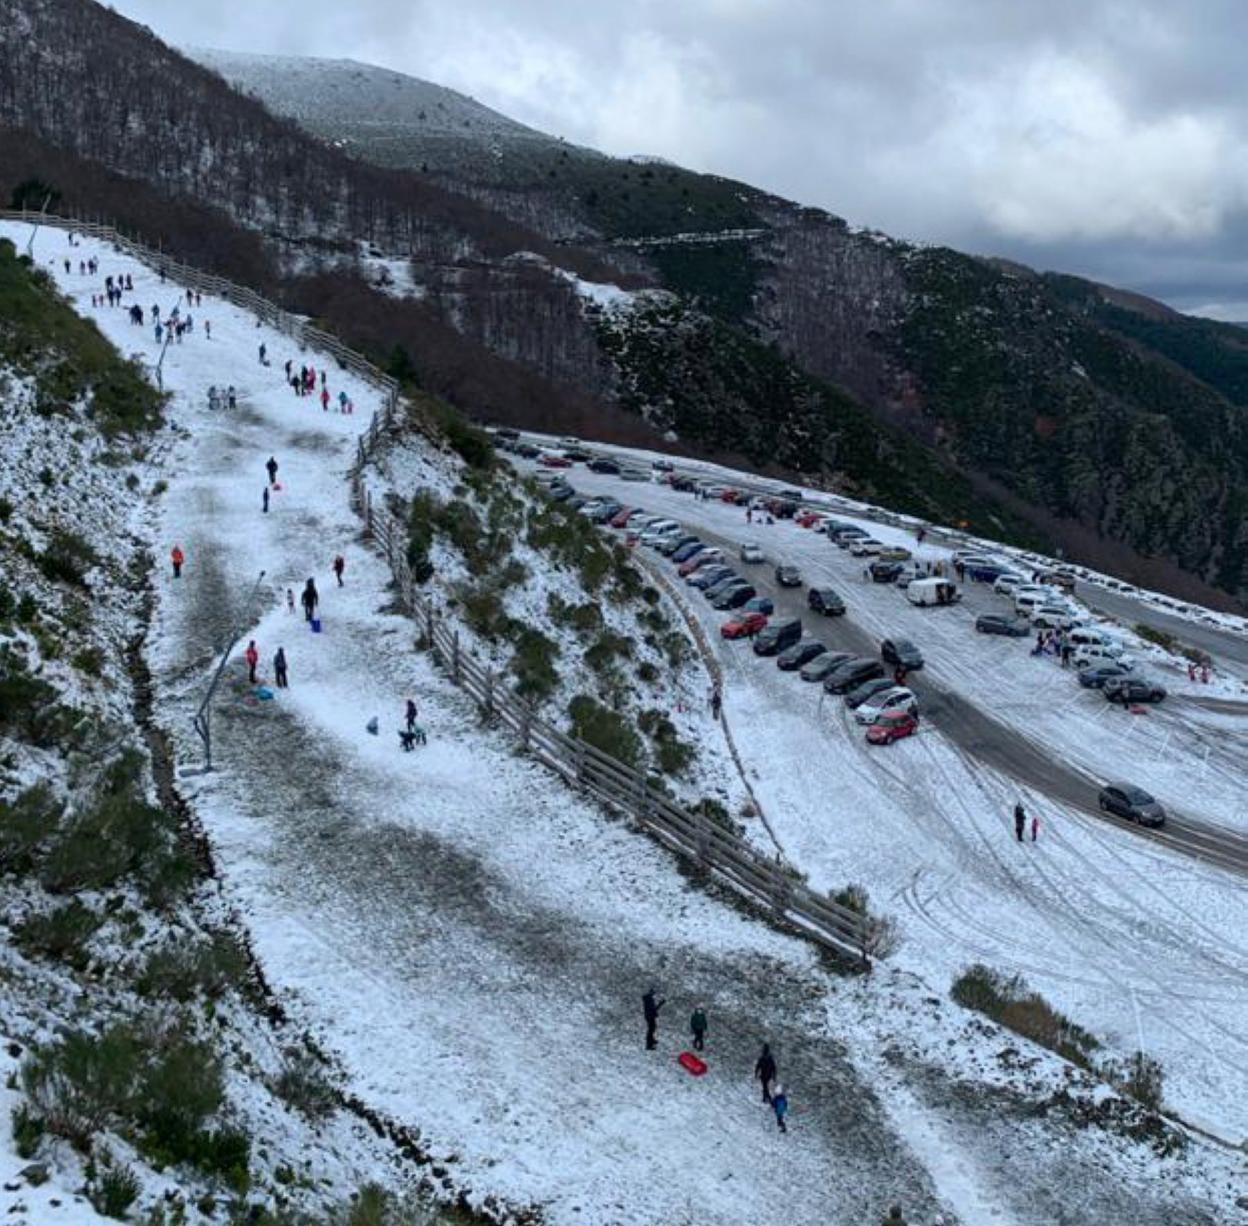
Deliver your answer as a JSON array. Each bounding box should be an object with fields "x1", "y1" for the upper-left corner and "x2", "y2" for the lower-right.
[
  {"x1": 770, "y1": 857, "x2": 792, "y2": 920},
  {"x1": 451, "y1": 631, "x2": 461, "y2": 684},
  {"x1": 425, "y1": 603, "x2": 435, "y2": 649},
  {"x1": 483, "y1": 669, "x2": 495, "y2": 720},
  {"x1": 364, "y1": 489, "x2": 373, "y2": 537}
]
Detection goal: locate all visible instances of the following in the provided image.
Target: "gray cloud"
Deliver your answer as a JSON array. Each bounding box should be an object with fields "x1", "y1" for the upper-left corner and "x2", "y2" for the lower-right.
[{"x1": 111, "y1": 0, "x2": 1248, "y2": 314}]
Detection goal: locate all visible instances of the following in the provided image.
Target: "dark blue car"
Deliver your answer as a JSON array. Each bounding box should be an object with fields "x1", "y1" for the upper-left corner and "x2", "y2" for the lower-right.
[{"x1": 671, "y1": 540, "x2": 704, "y2": 564}]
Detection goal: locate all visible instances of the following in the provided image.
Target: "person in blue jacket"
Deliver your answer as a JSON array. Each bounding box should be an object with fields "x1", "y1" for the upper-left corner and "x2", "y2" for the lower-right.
[{"x1": 771, "y1": 1082, "x2": 788, "y2": 1133}]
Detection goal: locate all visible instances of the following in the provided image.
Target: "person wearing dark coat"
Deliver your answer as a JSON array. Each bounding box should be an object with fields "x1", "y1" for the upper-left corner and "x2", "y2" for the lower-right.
[
  {"x1": 755, "y1": 1042, "x2": 777, "y2": 1103},
  {"x1": 405, "y1": 699, "x2": 418, "y2": 733},
  {"x1": 690, "y1": 1006, "x2": 708, "y2": 1052},
  {"x1": 262, "y1": 486, "x2": 270, "y2": 514},
  {"x1": 301, "y1": 578, "x2": 319, "y2": 622},
  {"x1": 266, "y1": 456, "x2": 279, "y2": 486},
  {"x1": 643, "y1": 988, "x2": 665, "y2": 1050},
  {"x1": 1014, "y1": 802, "x2": 1026, "y2": 843},
  {"x1": 273, "y1": 647, "x2": 288, "y2": 688}
]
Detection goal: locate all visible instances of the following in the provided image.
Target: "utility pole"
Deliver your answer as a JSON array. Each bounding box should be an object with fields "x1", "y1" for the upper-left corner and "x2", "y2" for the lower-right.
[{"x1": 191, "y1": 569, "x2": 267, "y2": 773}]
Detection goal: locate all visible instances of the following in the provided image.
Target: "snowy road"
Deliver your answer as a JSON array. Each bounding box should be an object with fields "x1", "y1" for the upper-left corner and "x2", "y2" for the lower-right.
[{"x1": 9, "y1": 222, "x2": 1244, "y2": 1224}]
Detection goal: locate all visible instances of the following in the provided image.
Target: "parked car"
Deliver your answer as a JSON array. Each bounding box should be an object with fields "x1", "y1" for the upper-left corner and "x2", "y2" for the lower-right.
[
  {"x1": 516, "y1": 443, "x2": 540, "y2": 459},
  {"x1": 993, "y1": 573, "x2": 1025, "y2": 594},
  {"x1": 744, "y1": 596, "x2": 775, "y2": 615},
  {"x1": 1104, "y1": 678, "x2": 1166, "y2": 705},
  {"x1": 775, "y1": 564, "x2": 803, "y2": 587},
  {"x1": 712, "y1": 584, "x2": 757, "y2": 610},
  {"x1": 1037, "y1": 569, "x2": 1078, "y2": 591},
  {"x1": 740, "y1": 542, "x2": 765, "y2": 564},
  {"x1": 539, "y1": 453, "x2": 572, "y2": 468},
  {"x1": 704, "y1": 575, "x2": 746, "y2": 601},
  {"x1": 905, "y1": 578, "x2": 959, "y2": 607},
  {"x1": 689, "y1": 565, "x2": 734, "y2": 590},
  {"x1": 588, "y1": 458, "x2": 620, "y2": 474},
  {"x1": 799, "y1": 651, "x2": 855, "y2": 682},
  {"x1": 564, "y1": 448, "x2": 592, "y2": 462},
  {"x1": 619, "y1": 468, "x2": 650, "y2": 482},
  {"x1": 679, "y1": 550, "x2": 723, "y2": 577},
  {"x1": 975, "y1": 613, "x2": 1030, "y2": 637},
  {"x1": 866, "y1": 709, "x2": 920, "y2": 745},
  {"x1": 854, "y1": 687, "x2": 917, "y2": 725},
  {"x1": 671, "y1": 540, "x2": 705, "y2": 563},
  {"x1": 849, "y1": 539, "x2": 883, "y2": 557},
  {"x1": 823, "y1": 657, "x2": 886, "y2": 694},
  {"x1": 869, "y1": 560, "x2": 904, "y2": 583},
  {"x1": 1073, "y1": 643, "x2": 1134, "y2": 671},
  {"x1": 753, "y1": 618, "x2": 803, "y2": 656},
  {"x1": 609, "y1": 507, "x2": 636, "y2": 528},
  {"x1": 1077, "y1": 663, "x2": 1131, "y2": 689},
  {"x1": 842, "y1": 675, "x2": 899, "y2": 709},
  {"x1": 1098, "y1": 782, "x2": 1166, "y2": 827},
  {"x1": 651, "y1": 458, "x2": 674, "y2": 472},
  {"x1": 777, "y1": 640, "x2": 827, "y2": 671},
  {"x1": 548, "y1": 484, "x2": 575, "y2": 502},
  {"x1": 881, "y1": 638, "x2": 924, "y2": 671},
  {"x1": 807, "y1": 587, "x2": 846, "y2": 616},
  {"x1": 795, "y1": 509, "x2": 823, "y2": 529},
  {"x1": 721, "y1": 611, "x2": 769, "y2": 639},
  {"x1": 770, "y1": 499, "x2": 798, "y2": 519},
  {"x1": 1030, "y1": 606, "x2": 1083, "y2": 631},
  {"x1": 658, "y1": 533, "x2": 699, "y2": 556},
  {"x1": 965, "y1": 562, "x2": 1010, "y2": 583},
  {"x1": 877, "y1": 546, "x2": 912, "y2": 562}
]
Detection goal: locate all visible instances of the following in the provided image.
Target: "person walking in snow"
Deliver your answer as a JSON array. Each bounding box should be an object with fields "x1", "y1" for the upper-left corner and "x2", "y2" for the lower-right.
[
  {"x1": 205, "y1": 320, "x2": 211, "y2": 340},
  {"x1": 332, "y1": 555, "x2": 345, "y2": 586},
  {"x1": 690, "y1": 1006, "x2": 707, "y2": 1052},
  {"x1": 301, "y1": 578, "x2": 319, "y2": 622},
  {"x1": 642, "y1": 987, "x2": 665, "y2": 1050},
  {"x1": 320, "y1": 386, "x2": 330, "y2": 412},
  {"x1": 259, "y1": 341, "x2": 267, "y2": 364},
  {"x1": 405, "y1": 698, "x2": 418, "y2": 733},
  {"x1": 771, "y1": 1082, "x2": 789, "y2": 1133},
  {"x1": 262, "y1": 486, "x2": 270, "y2": 513},
  {"x1": 274, "y1": 647, "x2": 288, "y2": 689},
  {"x1": 286, "y1": 588, "x2": 296, "y2": 615},
  {"x1": 1031, "y1": 814, "x2": 1040, "y2": 843},
  {"x1": 227, "y1": 386, "x2": 237, "y2": 410},
  {"x1": 338, "y1": 390, "x2": 348, "y2": 412},
  {"x1": 755, "y1": 1042, "x2": 777, "y2": 1102},
  {"x1": 266, "y1": 456, "x2": 279, "y2": 486},
  {"x1": 244, "y1": 639, "x2": 259, "y2": 684},
  {"x1": 154, "y1": 321, "x2": 163, "y2": 343},
  {"x1": 1014, "y1": 802, "x2": 1026, "y2": 843},
  {"x1": 709, "y1": 683, "x2": 722, "y2": 721},
  {"x1": 170, "y1": 544, "x2": 185, "y2": 578},
  {"x1": 284, "y1": 358, "x2": 293, "y2": 380}
]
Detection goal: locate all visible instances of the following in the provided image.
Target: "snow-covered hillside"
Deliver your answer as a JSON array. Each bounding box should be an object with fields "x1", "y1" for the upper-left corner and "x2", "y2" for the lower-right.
[{"x1": 5, "y1": 221, "x2": 1245, "y2": 1225}]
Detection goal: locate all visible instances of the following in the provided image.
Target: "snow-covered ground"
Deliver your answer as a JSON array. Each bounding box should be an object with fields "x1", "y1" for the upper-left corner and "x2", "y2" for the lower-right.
[
  {"x1": 8, "y1": 222, "x2": 1246, "y2": 1224},
  {"x1": 528, "y1": 462, "x2": 1248, "y2": 1150}
]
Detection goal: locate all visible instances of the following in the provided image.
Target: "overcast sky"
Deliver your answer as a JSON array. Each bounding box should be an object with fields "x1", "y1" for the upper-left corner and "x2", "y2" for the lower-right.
[{"x1": 112, "y1": 0, "x2": 1248, "y2": 317}]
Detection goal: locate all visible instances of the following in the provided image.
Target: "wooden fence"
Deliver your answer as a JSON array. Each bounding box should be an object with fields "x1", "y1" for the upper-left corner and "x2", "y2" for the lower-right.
[{"x1": 3, "y1": 209, "x2": 873, "y2": 963}]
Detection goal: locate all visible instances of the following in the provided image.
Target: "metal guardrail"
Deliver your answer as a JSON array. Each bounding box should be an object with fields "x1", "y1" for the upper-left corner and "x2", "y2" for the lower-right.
[{"x1": 3, "y1": 209, "x2": 874, "y2": 963}]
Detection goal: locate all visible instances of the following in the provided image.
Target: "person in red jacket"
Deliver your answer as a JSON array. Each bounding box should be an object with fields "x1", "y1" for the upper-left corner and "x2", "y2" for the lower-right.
[
  {"x1": 244, "y1": 639, "x2": 259, "y2": 684},
  {"x1": 170, "y1": 544, "x2": 185, "y2": 578},
  {"x1": 320, "y1": 387, "x2": 330, "y2": 412}
]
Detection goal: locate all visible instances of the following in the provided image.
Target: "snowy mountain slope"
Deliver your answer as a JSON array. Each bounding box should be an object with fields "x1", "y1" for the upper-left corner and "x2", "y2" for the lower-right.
[
  {"x1": 7, "y1": 223, "x2": 1245, "y2": 1224},
  {"x1": 0, "y1": 234, "x2": 456, "y2": 1223}
]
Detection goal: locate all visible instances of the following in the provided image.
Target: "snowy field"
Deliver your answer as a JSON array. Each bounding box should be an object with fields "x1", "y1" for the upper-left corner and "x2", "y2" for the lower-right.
[{"x1": 7, "y1": 222, "x2": 1246, "y2": 1224}]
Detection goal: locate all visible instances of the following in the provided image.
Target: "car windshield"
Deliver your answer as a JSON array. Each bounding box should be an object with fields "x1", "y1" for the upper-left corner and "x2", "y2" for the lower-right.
[{"x1": 1125, "y1": 788, "x2": 1154, "y2": 805}]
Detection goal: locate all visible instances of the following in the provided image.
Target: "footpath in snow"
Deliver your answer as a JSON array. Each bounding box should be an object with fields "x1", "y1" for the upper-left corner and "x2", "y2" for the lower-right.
[{"x1": 9, "y1": 221, "x2": 1244, "y2": 1226}]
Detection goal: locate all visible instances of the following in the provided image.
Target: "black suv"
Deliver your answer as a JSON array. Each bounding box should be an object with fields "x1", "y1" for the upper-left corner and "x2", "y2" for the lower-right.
[
  {"x1": 775, "y1": 564, "x2": 803, "y2": 587},
  {"x1": 869, "y1": 561, "x2": 904, "y2": 583},
  {"x1": 1104, "y1": 678, "x2": 1166, "y2": 705},
  {"x1": 881, "y1": 638, "x2": 924, "y2": 671},
  {"x1": 588, "y1": 458, "x2": 621, "y2": 474},
  {"x1": 777, "y1": 640, "x2": 826, "y2": 671},
  {"x1": 1098, "y1": 783, "x2": 1166, "y2": 827},
  {"x1": 808, "y1": 587, "x2": 845, "y2": 616},
  {"x1": 753, "y1": 618, "x2": 803, "y2": 656},
  {"x1": 975, "y1": 614, "x2": 1029, "y2": 637},
  {"x1": 823, "y1": 657, "x2": 885, "y2": 694}
]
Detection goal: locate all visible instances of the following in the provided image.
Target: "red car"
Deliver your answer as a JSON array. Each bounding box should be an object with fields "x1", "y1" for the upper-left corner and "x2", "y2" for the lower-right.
[
  {"x1": 539, "y1": 453, "x2": 571, "y2": 468},
  {"x1": 609, "y1": 507, "x2": 635, "y2": 528},
  {"x1": 721, "y1": 611, "x2": 769, "y2": 639},
  {"x1": 795, "y1": 510, "x2": 824, "y2": 529},
  {"x1": 865, "y1": 709, "x2": 919, "y2": 745},
  {"x1": 679, "y1": 551, "x2": 722, "y2": 577},
  {"x1": 720, "y1": 487, "x2": 743, "y2": 503}
]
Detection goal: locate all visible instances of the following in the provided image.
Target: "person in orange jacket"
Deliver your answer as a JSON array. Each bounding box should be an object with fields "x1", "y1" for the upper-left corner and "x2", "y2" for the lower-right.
[
  {"x1": 171, "y1": 544, "x2": 185, "y2": 578},
  {"x1": 244, "y1": 640, "x2": 259, "y2": 684}
]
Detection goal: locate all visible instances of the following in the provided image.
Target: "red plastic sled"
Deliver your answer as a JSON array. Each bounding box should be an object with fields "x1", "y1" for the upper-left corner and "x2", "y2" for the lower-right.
[{"x1": 678, "y1": 1051, "x2": 707, "y2": 1076}]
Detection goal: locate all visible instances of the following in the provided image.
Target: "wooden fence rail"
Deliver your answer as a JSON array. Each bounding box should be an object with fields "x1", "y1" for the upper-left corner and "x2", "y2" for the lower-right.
[{"x1": 0, "y1": 209, "x2": 872, "y2": 964}]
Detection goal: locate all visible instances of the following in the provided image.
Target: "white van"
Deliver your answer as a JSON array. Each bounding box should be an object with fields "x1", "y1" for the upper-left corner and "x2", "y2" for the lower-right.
[
  {"x1": 906, "y1": 577, "x2": 960, "y2": 607},
  {"x1": 1068, "y1": 626, "x2": 1111, "y2": 650},
  {"x1": 1013, "y1": 591, "x2": 1048, "y2": 616}
]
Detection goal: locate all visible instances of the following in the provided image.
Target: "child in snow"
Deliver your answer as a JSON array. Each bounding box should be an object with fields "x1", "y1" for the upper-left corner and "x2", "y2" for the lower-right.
[{"x1": 771, "y1": 1083, "x2": 788, "y2": 1133}]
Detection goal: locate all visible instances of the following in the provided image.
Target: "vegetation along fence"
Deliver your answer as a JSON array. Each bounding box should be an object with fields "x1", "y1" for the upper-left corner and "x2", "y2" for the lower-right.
[{"x1": 3, "y1": 209, "x2": 874, "y2": 964}]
